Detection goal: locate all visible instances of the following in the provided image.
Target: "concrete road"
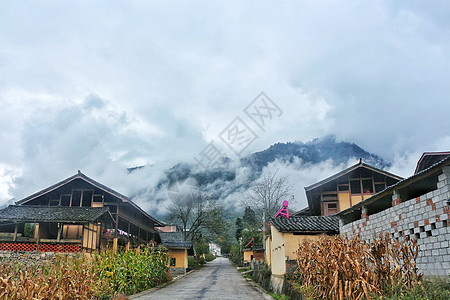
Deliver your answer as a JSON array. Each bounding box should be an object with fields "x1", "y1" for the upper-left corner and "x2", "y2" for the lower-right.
[{"x1": 132, "y1": 257, "x2": 270, "y2": 300}]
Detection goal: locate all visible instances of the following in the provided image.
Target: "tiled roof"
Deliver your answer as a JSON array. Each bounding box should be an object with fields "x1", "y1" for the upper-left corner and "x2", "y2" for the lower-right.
[
  {"x1": 414, "y1": 152, "x2": 450, "y2": 174},
  {"x1": 161, "y1": 241, "x2": 193, "y2": 248},
  {"x1": 244, "y1": 245, "x2": 264, "y2": 251},
  {"x1": 0, "y1": 205, "x2": 113, "y2": 223},
  {"x1": 159, "y1": 232, "x2": 192, "y2": 249},
  {"x1": 271, "y1": 216, "x2": 339, "y2": 233}
]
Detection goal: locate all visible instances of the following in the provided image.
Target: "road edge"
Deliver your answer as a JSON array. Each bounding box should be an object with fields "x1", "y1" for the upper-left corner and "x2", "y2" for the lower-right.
[
  {"x1": 128, "y1": 267, "x2": 201, "y2": 299},
  {"x1": 235, "y1": 265, "x2": 274, "y2": 300}
]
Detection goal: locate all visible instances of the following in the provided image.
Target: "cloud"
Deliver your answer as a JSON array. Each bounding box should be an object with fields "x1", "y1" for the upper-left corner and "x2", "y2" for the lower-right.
[{"x1": 0, "y1": 1, "x2": 449, "y2": 211}]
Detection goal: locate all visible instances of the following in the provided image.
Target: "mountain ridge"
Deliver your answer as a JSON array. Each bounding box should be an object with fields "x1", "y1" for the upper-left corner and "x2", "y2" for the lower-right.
[{"x1": 128, "y1": 135, "x2": 391, "y2": 220}]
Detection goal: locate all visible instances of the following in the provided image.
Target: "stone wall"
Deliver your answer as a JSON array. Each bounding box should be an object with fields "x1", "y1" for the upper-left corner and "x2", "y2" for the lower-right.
[
  {"x1": 341, "y1": 167, "x2": 450, "y2": 277},
  {"x1": 251, "y1": 261, "x2": 305, "y2": 299},
  {"x1": 168, "y1": 267, "x2": 186, "y2": 276},
  {"x1": 0, "y1": 251, "x2": 78, "y2": 266}
]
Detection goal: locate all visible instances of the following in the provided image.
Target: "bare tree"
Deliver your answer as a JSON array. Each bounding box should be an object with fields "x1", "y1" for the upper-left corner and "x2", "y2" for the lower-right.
[
  {"x1": 243, "y1": 171, "x2": 294, "y2": 225},
  {"x1": 167, "y1": 190, "x2": 226, "y2": 242}
]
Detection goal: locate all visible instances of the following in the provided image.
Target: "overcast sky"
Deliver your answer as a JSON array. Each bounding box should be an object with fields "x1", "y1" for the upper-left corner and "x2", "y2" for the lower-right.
[{"x1": 0, "y1": 1, "x2": 449, "y2": 208}]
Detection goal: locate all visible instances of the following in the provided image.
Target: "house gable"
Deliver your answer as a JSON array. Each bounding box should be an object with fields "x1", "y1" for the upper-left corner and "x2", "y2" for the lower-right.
[{"x1": 305, "y1": 162, "x2": 403, "y2": 216}]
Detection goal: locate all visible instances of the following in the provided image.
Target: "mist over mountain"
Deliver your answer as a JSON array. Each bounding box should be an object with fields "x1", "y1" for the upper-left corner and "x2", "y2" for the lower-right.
[{"x1": 128, "y1": 136, "x2": 390, "y2": 220}]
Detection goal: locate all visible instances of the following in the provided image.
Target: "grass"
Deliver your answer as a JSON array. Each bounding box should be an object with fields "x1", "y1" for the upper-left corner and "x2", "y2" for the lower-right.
[
  {"x1": 268, "y1": 291, "x2": 289, "y2": 300},
  {"x1": 376, "y1": 277, "x2": 450, "y2": 300}
]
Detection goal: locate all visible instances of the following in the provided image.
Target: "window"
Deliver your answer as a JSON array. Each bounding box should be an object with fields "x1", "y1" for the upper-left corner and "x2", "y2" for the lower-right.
[
  {"x1": 170, "y1": 258, "x2": 176, "y2": 266},
  {"x1": 61, "y1": 195, "x2": 70, "y2": 206},
  {"x1": 375, "y1": 183, "x2": 386, "y2": 193},
  {"x1": 338, "y1": 184, "x2": 349, "y2": 192},
  {"x1": 362, "y1": 180, "x2": 373, "y2": 194},
  {"x1": 350, "y1": 181, "x2": 361, "y2": 194},
  {"x1": 324, "y1": 202, "x2": 338, "y2": 216}
]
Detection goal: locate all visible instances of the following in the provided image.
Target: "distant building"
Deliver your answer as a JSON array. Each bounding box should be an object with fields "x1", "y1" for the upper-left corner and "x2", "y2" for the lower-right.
[
  {"x1": 242, "y1": 238, "x2": 264, "y2": 264},
  {"x1": 208, "y1": 242, "x2": 221, "y2": 257},
  {"x1": 156, "y1": 224, "x2": 177, "y2": 232}
]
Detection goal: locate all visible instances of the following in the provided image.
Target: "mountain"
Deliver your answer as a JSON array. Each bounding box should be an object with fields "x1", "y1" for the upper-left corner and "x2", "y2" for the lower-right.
[
  {"x1": 241, "y1": 135, "x2": 389, "y2": 171},
  {"x1": 128, "y1": 135, "x2": 391, "y2": 220}
]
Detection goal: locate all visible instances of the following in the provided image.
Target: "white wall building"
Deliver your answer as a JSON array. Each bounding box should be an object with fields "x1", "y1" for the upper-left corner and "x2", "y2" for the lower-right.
[{"x1": 208, "y1": 243, "x2": 221, "y2": 256}]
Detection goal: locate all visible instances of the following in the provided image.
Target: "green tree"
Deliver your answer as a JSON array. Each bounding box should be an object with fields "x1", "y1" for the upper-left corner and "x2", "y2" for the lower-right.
[
  {"x1": 242, "y1": 227, "x2": 262, "y2": 246},
  {"x1": 235, "y1": 217, "x2": 243, "y2": 242},
  {"x1": 242, "y1": 207, "x2": 257, "y2": 228},
  {"x1": 194, "y1": 237, "x2": 210, "y2": 256},
  {"x1": 243, "y1": 171, "x2": 294, "y2": 227},
  {"x1": 217, "y1": 231, "x2": 232, "y2": 254},
  {"x1": 167, "y1": 191, "x2": 226, "y2": 243}
]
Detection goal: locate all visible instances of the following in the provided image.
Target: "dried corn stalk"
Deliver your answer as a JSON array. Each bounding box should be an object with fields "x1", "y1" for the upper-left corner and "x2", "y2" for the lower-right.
[{"x1": 294, "y1": 234, "x2": 422, "y2": 300}]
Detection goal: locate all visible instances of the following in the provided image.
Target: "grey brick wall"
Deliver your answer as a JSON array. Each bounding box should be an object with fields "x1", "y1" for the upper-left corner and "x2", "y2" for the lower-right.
[{"x1": 341, "y1": 166, "x2": 450, "y2": 277}]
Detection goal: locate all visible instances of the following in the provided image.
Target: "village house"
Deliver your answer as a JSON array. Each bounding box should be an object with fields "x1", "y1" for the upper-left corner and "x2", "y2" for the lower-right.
[
  {"x1": 265, "y1": 216, "x2": 339, "y2": 276},
  {"x1": 303, "y1": 159, "x2": 403, "y2": 216},
  {"x1": 337, "y1": 152, "x2": 450, "y2": 277},
  {"x1": 208, "y1": 242, "x2": 221, "y2": 257},
  {"x1": 0, "y1": 171, "x2": 163, "y2": 253},
  {"x1": 157, "y1": 231, "x2": 193, "y2": 276},
  {"x1": 243, "y1": 238, "x2": 264, "y2": 264}
]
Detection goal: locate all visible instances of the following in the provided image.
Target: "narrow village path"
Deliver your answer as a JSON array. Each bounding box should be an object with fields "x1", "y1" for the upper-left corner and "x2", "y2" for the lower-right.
[{"x1": 131, "y1": 257, "x2": 271, "y2": 300}]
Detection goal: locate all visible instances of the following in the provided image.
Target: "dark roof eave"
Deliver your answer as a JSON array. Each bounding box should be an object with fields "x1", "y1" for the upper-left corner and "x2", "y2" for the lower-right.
[
  {"x1": 165, "y1": 246, "x2": 191, "y2": 249},
  {"x1": 0, "y1": 219, "x2": 94, "y2": 224}
]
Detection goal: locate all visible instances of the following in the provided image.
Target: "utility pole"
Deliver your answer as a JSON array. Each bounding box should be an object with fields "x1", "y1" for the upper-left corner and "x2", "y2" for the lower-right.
[{"x1": 262, "y1": 211, "x2": 265, "y2": 250}]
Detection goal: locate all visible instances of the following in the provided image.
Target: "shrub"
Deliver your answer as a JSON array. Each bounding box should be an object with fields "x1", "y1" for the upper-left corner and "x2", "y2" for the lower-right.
[
  {"x1": 95, "y1": 246, "x2": 169, "y2": 297},
  {"x1": 205, "y1": 253, "x2": 215, "y2": 262},
  {"x1": 188, "y1": 256, "x2": 206, "y2": 269},
  {"x1": 0, "y1": 246, "x2": 170, "y2": 299}
]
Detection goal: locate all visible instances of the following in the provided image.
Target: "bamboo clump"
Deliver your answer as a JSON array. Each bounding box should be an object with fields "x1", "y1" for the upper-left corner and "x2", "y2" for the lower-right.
[{"x1": 294, "y1": 234, "x2": 421, "y2": 300}]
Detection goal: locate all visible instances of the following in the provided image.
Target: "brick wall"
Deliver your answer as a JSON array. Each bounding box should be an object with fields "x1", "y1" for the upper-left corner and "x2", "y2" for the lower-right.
[{"x1": 341, "y1": 166, "x2": 450, "y2": 277}]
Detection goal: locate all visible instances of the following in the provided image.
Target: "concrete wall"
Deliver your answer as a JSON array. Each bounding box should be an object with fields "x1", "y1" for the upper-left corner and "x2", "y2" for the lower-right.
[
  {"x1": 283, "y1": 232, "x2": 323, "y2": 261},
  {"x1": 265, "y1": 237, "x2": 271, "y2": 266},
  {"x1": 243, "y1": 249, "x2": 253, "y2": 262},
  {"x1": 168, "y1": 249, "x2": 188, "y2": 269},
  {"x1": 341, "y1": 166, "x2": 450, "y2": 277},
  {"x1": 269, "y1": 224, "x2": 331, "y2": 276},
  {"x1": 244, "y1": 250, "x2": 264, "y2": 262},
  {"x1": 270, "y1": 225, "x2": 286, "y2": 276}
]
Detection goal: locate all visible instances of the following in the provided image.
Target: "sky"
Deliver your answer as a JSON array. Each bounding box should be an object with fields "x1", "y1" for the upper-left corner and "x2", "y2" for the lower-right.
[{"x1": 0, "y1": 1, "x2": 449, "y2": 213}]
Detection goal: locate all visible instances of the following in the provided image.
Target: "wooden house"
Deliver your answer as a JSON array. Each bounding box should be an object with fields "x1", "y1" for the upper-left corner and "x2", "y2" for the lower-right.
[
  {"x1": 304, "y1": 160, "x2": 403, "y2": 216},
  {"x1": 0, "y1": 171, "x2": 163, "y2": 253},
  {"x1": 157, "y1": 231, "x2": 193, "y2": 275}
]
